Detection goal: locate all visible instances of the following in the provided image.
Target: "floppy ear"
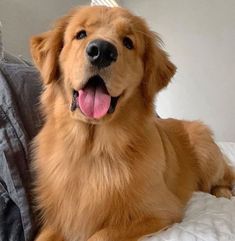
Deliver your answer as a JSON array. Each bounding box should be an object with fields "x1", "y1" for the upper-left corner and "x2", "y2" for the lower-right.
[
  {"x1": 30, "y1": 15, "x2": 70, "y2": 85},
  {"x1": 142, "y1": 31, "x2": 176, "y2": 104}
]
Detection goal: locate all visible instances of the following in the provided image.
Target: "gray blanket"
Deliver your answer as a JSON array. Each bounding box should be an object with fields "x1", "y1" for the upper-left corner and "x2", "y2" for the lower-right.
[{"x1": 0, "y1": 60, "x2": 42, "y2": 241}]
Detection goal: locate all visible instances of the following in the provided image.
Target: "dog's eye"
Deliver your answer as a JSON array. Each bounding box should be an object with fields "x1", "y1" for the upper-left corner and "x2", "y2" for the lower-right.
[
  {"x1": 75, "y1": 30, "x2": 87, "y2": 40},
  {"x1": 123, "y1": 37, "x2": 134, "y2": 50}
]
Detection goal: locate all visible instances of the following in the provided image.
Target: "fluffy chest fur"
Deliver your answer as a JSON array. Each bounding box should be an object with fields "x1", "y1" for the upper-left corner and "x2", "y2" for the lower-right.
[{"x1": 33, "y1": 116, "x2": 166, "y2": 240}]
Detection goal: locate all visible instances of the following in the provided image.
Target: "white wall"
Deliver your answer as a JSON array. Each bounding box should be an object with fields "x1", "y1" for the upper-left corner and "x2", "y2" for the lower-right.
[
  {"x1": 123, "y1": 0, "x2": 235, "y2": 141},
  {"x1": 0, "y1": 0, "x2": 89, "y2": 59},
  {"x1": 1, "y1": 0, "x2": 234, "y2": 141}
]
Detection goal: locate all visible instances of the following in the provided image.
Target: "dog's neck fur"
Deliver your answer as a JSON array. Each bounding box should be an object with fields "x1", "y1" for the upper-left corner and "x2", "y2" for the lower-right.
[
  {"x1": 41, "y1": 84, "x2": 159, "y2": 176},
  {"x1": 45, "y1": 84, "x2": 156, "y2": 153}
]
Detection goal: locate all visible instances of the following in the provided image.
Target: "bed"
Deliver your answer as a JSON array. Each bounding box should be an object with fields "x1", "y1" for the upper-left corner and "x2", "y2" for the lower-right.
[{"x1": 143, "y1": 142, "x2": 235, "y2": 241}]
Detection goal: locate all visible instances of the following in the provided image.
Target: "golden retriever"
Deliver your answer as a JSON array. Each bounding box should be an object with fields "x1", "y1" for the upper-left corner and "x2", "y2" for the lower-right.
[{"x1": 30, "y1": 6, "x2": 235, "y2": 241}]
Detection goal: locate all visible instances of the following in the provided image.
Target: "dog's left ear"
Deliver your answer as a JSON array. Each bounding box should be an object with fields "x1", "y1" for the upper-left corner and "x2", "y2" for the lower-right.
[
  {"x1": 142, "y1": 31, "x2": 176, "y2": 104},
  {"x1": 30, "y1": 15, "x2": 70, "y2": 85}
]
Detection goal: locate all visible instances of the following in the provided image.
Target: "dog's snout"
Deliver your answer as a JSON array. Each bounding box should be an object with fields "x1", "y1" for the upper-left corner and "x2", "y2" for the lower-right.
[{"x1": 86, "y1": 39, "x2": 118, "y2": 68}]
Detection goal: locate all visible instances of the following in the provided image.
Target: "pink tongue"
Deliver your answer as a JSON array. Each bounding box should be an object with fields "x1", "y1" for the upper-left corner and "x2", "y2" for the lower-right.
[{"x1": 78, "y1": 86, "x2": 111, "y2": 119}]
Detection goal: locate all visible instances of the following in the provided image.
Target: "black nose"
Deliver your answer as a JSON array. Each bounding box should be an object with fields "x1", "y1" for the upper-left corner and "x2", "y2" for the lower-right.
[{"x1": 86, "y1": 39, "x2": 118, "y2": 68}]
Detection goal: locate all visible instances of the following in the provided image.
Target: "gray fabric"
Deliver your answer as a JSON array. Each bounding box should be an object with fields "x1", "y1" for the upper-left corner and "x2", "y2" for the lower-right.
[
  {"x1": 0, "y1": 61, "x2": 42, "y2": 241},
  {"x1": 0, "y1": 178, "x2": 24, "y2": 241},
  {"x1": 2, "y1": 52, "x2": 31, "y2": 66},
  {"x1": 0, "y1": 62, "x2": 42, "y2": 139}
]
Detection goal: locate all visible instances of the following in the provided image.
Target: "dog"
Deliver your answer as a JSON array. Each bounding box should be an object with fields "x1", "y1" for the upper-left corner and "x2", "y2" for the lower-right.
[{"x1": 30, "y1": 6, "x2": 235, "y2": 241}]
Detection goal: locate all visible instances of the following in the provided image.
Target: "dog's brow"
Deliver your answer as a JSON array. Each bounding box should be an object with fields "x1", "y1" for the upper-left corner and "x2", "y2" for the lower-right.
[{"x1": 85, "y1": 22, "x2": 100, "y2": 28}]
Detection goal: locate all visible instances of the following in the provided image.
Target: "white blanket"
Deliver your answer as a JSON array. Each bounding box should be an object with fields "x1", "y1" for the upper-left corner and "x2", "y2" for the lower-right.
[{"x1": 143, "y1": 142, "x2": 235, "y2": 241}]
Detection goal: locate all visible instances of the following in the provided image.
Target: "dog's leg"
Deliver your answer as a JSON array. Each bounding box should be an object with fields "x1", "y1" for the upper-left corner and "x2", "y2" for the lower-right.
[
  {"x1": 35, "y1": 226, "x2": 64, "y2": 241},
  {"x1": 211, "y1": 163, "x2": 235, "y2": 198},
  {"x1": 182, "y1": 120, "x2": 235, "y2": 198},
  {"x1": 88, "y1": 215, "x2": 181, "y2": 241}
]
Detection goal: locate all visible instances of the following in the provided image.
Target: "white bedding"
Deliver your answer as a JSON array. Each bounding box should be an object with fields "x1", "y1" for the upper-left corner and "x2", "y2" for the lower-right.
[{"x1": 143, "y1": 142, "x2": 235, "y2": 241}]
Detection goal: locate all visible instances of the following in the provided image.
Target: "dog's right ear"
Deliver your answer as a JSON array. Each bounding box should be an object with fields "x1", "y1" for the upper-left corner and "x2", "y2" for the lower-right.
[{"x1": 30, "y1": 15, "x2": 70, "y2": 85}]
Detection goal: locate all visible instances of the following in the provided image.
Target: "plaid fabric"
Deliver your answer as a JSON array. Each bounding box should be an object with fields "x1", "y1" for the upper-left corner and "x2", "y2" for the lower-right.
[{"x1": 91, "y1": 0, "x2": 119, "y2": 7}]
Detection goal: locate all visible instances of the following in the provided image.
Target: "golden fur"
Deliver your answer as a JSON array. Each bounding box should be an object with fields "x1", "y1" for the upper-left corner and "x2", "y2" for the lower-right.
[{"x1": 30, "y1": 6, "x2": 235, "y2": 241}]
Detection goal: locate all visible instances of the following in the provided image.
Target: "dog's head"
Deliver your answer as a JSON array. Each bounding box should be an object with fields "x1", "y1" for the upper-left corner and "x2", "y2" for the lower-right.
[{"x1": 31, "y1": 6, "x2": 175, "y2": 123}]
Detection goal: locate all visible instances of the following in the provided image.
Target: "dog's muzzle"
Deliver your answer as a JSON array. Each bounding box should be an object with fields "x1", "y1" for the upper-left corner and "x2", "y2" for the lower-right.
[{"x1": 71, "y1": 75, "x2": 120, "y2": 119}]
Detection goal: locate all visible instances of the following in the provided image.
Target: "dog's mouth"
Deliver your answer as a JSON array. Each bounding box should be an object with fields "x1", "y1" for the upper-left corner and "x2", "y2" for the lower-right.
[{"x1": 71, "y1": 75, "x2": 120, "y2": 119}]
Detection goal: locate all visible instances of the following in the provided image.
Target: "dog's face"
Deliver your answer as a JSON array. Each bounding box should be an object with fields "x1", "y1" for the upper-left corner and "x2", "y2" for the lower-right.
[{"x1": 31, "y1": 6, "x2": 176, "y2": 124}]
